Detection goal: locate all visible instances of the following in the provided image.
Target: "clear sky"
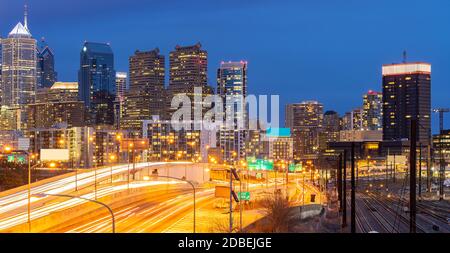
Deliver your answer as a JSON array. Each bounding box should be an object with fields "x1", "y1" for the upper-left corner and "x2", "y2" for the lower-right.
[{"x1": 1, "y1": 0, "x2": 449, "y2": 132}]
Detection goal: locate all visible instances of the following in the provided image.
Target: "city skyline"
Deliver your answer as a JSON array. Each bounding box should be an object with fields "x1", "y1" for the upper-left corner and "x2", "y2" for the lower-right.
[{"x1": 1, "y1": 0, "x2": 449, "y2": 132}]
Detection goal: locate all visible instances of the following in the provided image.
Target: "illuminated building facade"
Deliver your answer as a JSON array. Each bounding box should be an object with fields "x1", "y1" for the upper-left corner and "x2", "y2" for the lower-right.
[
  {"x1": 115, "y1": 72, "x2": 127, "y2": 128},
  {"x1": 217, "y1": 61, "x2": 248, "y2": 163},
  {"x1": 37, "y1": 38, "x2": 57, "y2": 89},
  {"x1": 1, "y1": 10, "x2": 37, "y2": 129},
  {"x1": 433, "y1": 130, "x2": 450, "y2": 166},
  {"x1": 262, "y1": 128, "x2": 293, "y2": 161},
  {"x1": 28, "y1": 82, "x2": 84, "y2": 129},
  {"x1": 167, "y1": 43, "x2": 212, "y2": 120},
  {"x1": 285, "y1": 101, "x2": 323, "y2": 161},
  {"x1": 319, "y1": 110, "x2": 340, "y2": 152},
  {"x1": 382, "y1": 62, "x2": 431, "y2": 145},
  {"x1": 143, "y1": 117, "x2": 214, "y2": 162},
  {"x1": 363, "y1": 90, "x2": 383, "y2": 131},
  {"x1": 121, "y1": 49, "x2": 165, "y2": 132},
  {"x1": 78, "y1": 42, "x2": 116, "y2": 126}
]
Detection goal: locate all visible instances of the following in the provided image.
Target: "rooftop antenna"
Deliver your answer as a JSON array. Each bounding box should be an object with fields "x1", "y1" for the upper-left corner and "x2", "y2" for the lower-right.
[
  {"x1": 402, "y1": 50, "x2": 407, "y2": 63},
  {"x1": 24, "y1": 4, "x2": 28, "y2": 29}
]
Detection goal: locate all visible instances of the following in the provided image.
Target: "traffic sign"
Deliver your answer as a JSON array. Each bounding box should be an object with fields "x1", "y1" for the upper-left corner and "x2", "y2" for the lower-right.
[{"x1": 238, "y1": 191, "x2": 250, "y2": 201}]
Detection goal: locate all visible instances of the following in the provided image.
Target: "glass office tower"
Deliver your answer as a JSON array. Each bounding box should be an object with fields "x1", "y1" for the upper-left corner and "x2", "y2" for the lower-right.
[{"x1": 78, "y1": 42, "x2": 116, "y2": 126}]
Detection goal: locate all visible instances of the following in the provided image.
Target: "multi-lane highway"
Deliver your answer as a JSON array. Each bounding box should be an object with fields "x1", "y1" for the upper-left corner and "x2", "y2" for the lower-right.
[
  {"x1": 0, "y1": 161, "x2": 323, "y2": 233},
  {"x1": 38, "y1": 177, "x2": 320, "y2": 233},
  {"x1": 0, "y1": 162, "x2": 191, "y2": 232}
]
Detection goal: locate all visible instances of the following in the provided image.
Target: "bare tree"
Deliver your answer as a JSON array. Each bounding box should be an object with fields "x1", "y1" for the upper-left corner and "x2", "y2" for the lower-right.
[
  {"x1": 209, "y1": 216, "x2": 240, "y2": 233},
  {"x1": 260, "y1": 192, "x2": 292, "y2": 233}
]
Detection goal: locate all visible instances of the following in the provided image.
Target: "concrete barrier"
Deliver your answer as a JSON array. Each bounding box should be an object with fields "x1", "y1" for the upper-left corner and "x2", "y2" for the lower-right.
[{"x1": 290, "y1": 204, "x2": 323, "y2": 220}]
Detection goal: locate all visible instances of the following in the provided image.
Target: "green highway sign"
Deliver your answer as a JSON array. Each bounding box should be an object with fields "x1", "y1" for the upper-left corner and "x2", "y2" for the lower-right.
[
  {"x1": 289, "y1": 163, "x2": 302, "y2": 172},
  {"x1": 246, "y1": 158, "x2": 274, "y2": 171},
  {"x1": 238, "y1": 191, "x2": 250, "y2": 201}
]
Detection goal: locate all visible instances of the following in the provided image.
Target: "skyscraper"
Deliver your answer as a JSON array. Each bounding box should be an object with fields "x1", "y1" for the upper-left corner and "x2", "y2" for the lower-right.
[
  {"x1": 115, "y1": 72, "x2": 127, "y2": 128},
  {"x1": 169, "y1": 43, "x2": 207, "y2": 93},
  {"x1": 0, "y1": 37, "x2": 2, "y2": 85},
  {"x1": 167, "y1": 43, "x2": 212, "y2": 121},
  {"x1": 121, "y1": 49, "x2": 165, "y2": 132},
  {"x1": 285, "y1": 101, "x2": 323, "y2": 161},
  {"x1": 382, "y1": 62, "x2": 431, "y2": 145},
  {"x1": 217, "y1": 61, "x2": 248, "y2": 163},
  {"x1": 1, "y1": 7, "x2": 37, "y2": 129},
  {"x1": 78, "y1": 42, "x2": 116, "y2": 126},
  {"x1": 362, "y1": 90, "x2": 383, "y2": 131},
  {"x1": 115, "y1": 72, "x2": 128, "y2": 101},
  {"x1": 37, "y1": 38, "x2": 57, "y2": 88}
]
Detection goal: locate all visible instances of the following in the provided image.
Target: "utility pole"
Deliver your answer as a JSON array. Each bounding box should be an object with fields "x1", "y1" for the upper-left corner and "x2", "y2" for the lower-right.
[
  {"x1": 385, "y1": 149, "x2": 389, "y2": 191},
  {"x1": 418, "y1": 143, "x2": 422, "y2": 199},
  {"x1": 393, "y1": 154, "x2": 396, "y2": 183},
  {"x1": 350, "y1": 143, "x2": 356, "y2": 234},
  {"x1": 342, "y1": 149, "x2": 347, "y2": 228},
  {"x1": 229, "y1": 168, "x2": 240, "y2": 233},
  {"x1": 337, "y1": 153, "x2": 343, "y2": 211},
  {"x1": 427, "y1": 144, "x2": 431, "y2": 192},
  {"x1": 410, "y1": 119, "x2": 417, "y2": 233}
]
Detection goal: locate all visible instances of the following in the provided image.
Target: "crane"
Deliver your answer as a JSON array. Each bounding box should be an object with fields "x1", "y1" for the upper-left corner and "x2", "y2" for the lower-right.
[{"x1": 432, "y1": 108, "x2": 450, "y2": 200}]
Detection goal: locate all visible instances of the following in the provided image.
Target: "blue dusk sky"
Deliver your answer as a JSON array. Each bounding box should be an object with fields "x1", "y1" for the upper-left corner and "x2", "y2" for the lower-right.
[{"x1": 1, "y1": 0, "x2": 449, "y2": 132}]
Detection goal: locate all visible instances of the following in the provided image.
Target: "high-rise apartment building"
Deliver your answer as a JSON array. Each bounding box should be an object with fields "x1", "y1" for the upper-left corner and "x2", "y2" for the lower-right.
[
  {"x1": 362, "y1": 90, "x2": 383, "y2": 131},
  {"x1": 115, "y1": 72, "x2": 127, "y2": 128},
  {"x1": 382, "y1": 62, "x2": 431, "y2": 145},
  {"x1": 78, "y1": 42, "x2": 116, "y2": 126},
  {"x1": 28, "y1": 82, "x2": 84, "y2": 129},
  {"x1": 341, "y1": 108, "x2": 363, "y2": 131},
  {"x1": 285, "y1": 101, "x2": 323, "y2": 161},
  {"x1": 167, "y1": 43, "x2": 212, "y2": 121},
  {"x1": 121, "y1": 49, "x2": 165, "y2": 132},
  {"x1": 217, "y1": 61, "x2": 248, "y2": 163}
]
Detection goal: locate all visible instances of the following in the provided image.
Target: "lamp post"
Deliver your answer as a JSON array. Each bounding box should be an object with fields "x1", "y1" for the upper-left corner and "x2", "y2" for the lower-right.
[
  {"x1": 27, "y1": 154, "x2": 40, "y2": 233},
  {"x1": 109, "y1": 154, "x2": 116, "y2": 185},
  {"x1": 34, "y1": 193, "x2": 115, "y2": 233}
]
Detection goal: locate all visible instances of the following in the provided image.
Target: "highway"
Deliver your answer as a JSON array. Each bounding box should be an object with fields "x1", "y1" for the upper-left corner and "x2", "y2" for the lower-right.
[
  {"x1": 39, "y1": 177, "x2": 321, "y2": 233},
  {"x1": 0, "y1": 161, "x2": 323, "y2": 233},
  {"x1": 0, "y1": 162, "x2": 191, "y2": 232}
]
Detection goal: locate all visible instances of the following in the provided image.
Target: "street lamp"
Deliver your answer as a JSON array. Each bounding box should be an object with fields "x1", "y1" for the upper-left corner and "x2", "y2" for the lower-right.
[
  {"x1": 27, "y1": 155, "x2": 40, "y2": 233},
  {"x1": 109, "y1": 154, "x2": 116, "y2": 185},
  {"x1": 144, "y1": 175, "x2": 196, "y2": 233},
  {"x1": 33, "y1": 193, "x2": 115, "y2": 233},
  {"x1": 3, "y1": 147, "x2": 39, "y2": 233}
]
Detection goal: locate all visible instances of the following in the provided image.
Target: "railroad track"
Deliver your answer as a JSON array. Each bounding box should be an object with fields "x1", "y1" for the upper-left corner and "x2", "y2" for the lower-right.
[{"x1": 365, "y1": 192, "x2": 426, "y2": 233}]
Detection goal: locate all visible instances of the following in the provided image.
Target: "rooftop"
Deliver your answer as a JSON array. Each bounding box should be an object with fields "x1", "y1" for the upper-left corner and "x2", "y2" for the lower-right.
[
  {"x1": 8, "y1": 22, "x2": 32, "y2": 38},
  {"x1": 382, "y1": 62, "x2": 431, "y2": 76},
  {"x1": 51, "y1": 82, "x2": 78, "y2": 90}
]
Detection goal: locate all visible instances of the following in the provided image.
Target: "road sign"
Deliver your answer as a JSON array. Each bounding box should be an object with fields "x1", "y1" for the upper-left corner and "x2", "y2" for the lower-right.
[
  {"x1": 289, "y1": 163, "x2": 302, "y2": 172},
  {"x1": 238, "y1": 191, "x2": 250, "y2": 201},
  {"x1": 215, "y1": 186, "x2": 230, "y2": 198},
  {"x1": 17, "y1": 138, "x2": 30, "y2": 151},
  {"x1": 247, "y1": 158, "x2": 274, "y2": 171}
]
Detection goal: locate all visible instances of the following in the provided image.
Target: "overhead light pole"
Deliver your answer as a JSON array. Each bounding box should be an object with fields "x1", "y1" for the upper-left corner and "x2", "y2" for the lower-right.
[{"x1": 33, "y1": 193, "x2": 115, "y2": 233}]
